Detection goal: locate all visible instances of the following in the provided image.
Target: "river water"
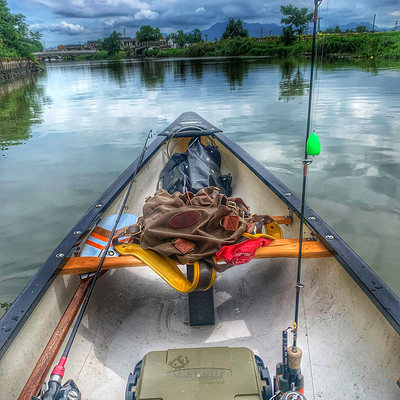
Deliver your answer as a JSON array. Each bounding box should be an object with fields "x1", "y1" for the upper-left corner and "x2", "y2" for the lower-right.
[{"x1": 0, "y1": 57, "x2": 399, "y2": 311}]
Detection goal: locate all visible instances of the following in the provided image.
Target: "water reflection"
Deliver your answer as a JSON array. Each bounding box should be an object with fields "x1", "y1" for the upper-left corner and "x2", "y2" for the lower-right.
[
  {"x1": 189, "y1": 60, "x2": 203, "y2": 81},
  {"x1": 105, "y1": 61, "x2": 126, "y2": 85},
  {"x1": 223, "y1": 59, "x2": 249, "y2": 89},
  {"x1": 0, "y1": 76, "x2": 49, "y2": 151},
  {"x1": 88, "y1": 61, "x2": 128, "y2": 86},
  {"x1": 140, "y1": 60, "x2": 166, "y2": 88},
  {"x1": 279, "y1": 60, "x2": 308, "y2": 101},
  {"x1": 173, "y1": 60, "x2": 187, "y2": 82}
]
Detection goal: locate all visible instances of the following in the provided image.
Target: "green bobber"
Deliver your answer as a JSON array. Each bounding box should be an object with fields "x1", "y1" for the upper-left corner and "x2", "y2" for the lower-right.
[{"x1": 306, "y1": 131, "x2": 321, "y2": 156}]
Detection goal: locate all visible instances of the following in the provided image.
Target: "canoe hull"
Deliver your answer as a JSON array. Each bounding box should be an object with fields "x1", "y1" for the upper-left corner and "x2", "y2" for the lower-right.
[{"x1": 1, "y1": 112, "x2": 399, "y2": 400}]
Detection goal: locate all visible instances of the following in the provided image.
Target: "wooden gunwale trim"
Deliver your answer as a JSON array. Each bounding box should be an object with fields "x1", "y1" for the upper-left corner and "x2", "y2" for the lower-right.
[
  {"x1": 60, "y1": 239, "x2": 332, "y2": 275},
  {"x1": 18, "y1": 278, "x2": 92, "y2": 400}
]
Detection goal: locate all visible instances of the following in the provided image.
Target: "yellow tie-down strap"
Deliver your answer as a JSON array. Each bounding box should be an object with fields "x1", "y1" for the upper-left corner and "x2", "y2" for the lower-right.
[{"x1": 114, "y1": 243, "x2": 216, "y2": 293}]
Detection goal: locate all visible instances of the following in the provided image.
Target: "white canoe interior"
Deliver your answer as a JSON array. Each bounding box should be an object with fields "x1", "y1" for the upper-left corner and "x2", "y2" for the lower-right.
[{"x1": 1, "y1": 136, "x2": 399, "y2": 400}]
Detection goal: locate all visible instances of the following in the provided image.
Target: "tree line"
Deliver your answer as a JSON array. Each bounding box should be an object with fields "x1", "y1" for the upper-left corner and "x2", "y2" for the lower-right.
[
  {"x1": 100, "y1": 17, "x2": 250, "y2": 56},
  {"x1": 1, "y1": 0, "x2": 393, "y2": 61},
  {"x1": 0, "y1": 0, "x2": 43, "y2": 58}
]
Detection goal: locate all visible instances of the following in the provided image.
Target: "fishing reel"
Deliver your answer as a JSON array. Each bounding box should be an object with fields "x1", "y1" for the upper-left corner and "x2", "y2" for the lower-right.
[
  {"x1": 273, "y1": 328, "x2": 305, "y2": 400},
  {"x1": 280, "y1": 392, "x2": 307, "y2": 400},
  {"x1": 33, "y1": 379, "x2": 81, "y2": 400}
]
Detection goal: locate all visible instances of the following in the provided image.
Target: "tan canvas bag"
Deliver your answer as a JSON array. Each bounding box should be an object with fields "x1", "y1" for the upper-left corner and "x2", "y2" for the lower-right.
[{"x1": 137, "y1": 187, "x2": 253, "y2": 264}]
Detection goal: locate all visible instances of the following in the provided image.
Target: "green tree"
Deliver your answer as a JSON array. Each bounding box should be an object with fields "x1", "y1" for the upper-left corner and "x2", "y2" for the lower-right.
[
  {"x1": 355, "y1": 25, "x2": 368, "y2": 33},
  {"x1": 170, "y1": 29, "x2": 187, "y2": 47},
  {"x1": 326, "y1": 26, "x2": 342, "y2": 34},
  {"x1": 0, "y1": 0, "x2": 43, "y2": 57},
  {"x1": 102, "y1": 31, "x2": 122, "y2": 55},
  {"x1": 136, "y1": 25, "x2": 162, "y2": 42},
  {"x1": 187, "y1": 28, "x2": 202, "y2": 44},
  {"x1": 222, "y1": 18, "x2": 249, "y2": 39},
  {"x1": 281, "y1": 25, "x2": 296, "y2": 45},
  {"x1": 30, "y1": 39, "x2": 43, "y2": 52},
  {"x1": 280, "y1": 4, "x2": 313, "y2": 37}
]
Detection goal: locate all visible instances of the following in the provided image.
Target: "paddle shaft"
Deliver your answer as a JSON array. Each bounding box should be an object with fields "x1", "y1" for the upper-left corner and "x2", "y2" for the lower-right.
[
  {"x1": 18, "y1": 278, "x2": 92, "y2": 400},
  {"x1": 40, "y1": 130, "x2": 153, "y2": 399},
  {"x1": 293, "y1": 0, "x2": 322, "y2": 351}
]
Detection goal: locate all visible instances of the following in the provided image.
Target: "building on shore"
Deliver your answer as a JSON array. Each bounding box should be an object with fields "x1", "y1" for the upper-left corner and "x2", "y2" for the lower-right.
[
  {"x1": 56, "y1": 37, "x2": 170, "y2": 54},
  {"x1": 57, "y1": 44, "x2": 84, "y2": 51},
  {"x1": 166, "y1": 37, "x2": 178, "y2": 48},
  {"x1": 120, "y1": 37, "x2": 137, "y2": 49},
  {"x1": 85, "y1": 41, "x2": 101, "y2": 50}
]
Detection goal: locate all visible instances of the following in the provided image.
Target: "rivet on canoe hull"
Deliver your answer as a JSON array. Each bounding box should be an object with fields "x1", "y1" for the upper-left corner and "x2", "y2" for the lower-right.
[
  {"x1": 325, "y1": 235, "x2": 334, "y2": 240},
  {"x1": 95, "y1": 203, "x2": 103, "y2": 208},
  {"x1": 308, "y1": 216, "x2": 316, "y2": 221},
  {"x1": 56, "y1": 253, "x2": 65, "y2": 258},
  {"x1": 284, "y1": 192, "x2": 292, "y2": 197}
]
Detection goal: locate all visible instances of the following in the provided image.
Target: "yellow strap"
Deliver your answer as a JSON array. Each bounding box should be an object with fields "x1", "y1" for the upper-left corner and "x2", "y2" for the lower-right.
[
  {"x1": 242, "y1": 232, "x2": 277, "y2": 240},
  {"x1": 114, "y1": 243, "x2": 215, "y2": 293}
]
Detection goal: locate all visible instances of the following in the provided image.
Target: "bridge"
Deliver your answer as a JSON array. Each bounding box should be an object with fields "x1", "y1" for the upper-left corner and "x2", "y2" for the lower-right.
[
  {"x1": 34, "y1": 41, "x2": 171, "y2": 61},
  {"x1": 131, "y1": 41, "x2": 169, "y2": 55},
  {"x1": 33, "y1": 50, "x2": 96, "y2": 61}
]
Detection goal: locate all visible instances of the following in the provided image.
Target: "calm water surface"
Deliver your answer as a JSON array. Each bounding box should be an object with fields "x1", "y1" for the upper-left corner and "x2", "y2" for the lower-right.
[{"x1": 0, "y1": 57, "x2": 399, "y2": 310}]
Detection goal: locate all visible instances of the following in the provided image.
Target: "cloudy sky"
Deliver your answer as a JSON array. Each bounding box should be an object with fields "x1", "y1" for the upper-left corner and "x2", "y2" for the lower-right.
[{"x1": 8, "y1": 0, "x2": 400, "y2": 47}]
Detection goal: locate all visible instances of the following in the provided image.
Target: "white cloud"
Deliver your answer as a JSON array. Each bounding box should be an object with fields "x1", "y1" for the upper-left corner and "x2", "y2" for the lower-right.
[
  {"x1": 102, "y1": 19, "x2": 117, "y2": 27},
  {"x1": 30, "y1": 23, "x2": 47, "y2": 31},
  {"x1": 196, "y1": 7, "x2": 205, "y2": 13},
  {"x1": 392, "y1": 10, "x2": 400, "y2": 16},
  {"x1": 134, "y1": 9, "x2": 159, "y2": 20},
  {"x1": 49, "y1": 21, "x2": 85, "y2": 35}
]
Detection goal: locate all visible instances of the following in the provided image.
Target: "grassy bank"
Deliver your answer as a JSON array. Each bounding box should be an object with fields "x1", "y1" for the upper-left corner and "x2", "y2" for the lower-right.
[
  {"x1": 75, "y1": 50, "x2": 131, "y2": 61},
  {"x1": 147, "y1": 31, "x2": 400, "y2": 59}
]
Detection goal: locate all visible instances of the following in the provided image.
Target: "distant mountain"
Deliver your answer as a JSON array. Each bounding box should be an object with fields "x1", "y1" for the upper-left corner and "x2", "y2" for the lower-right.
[
  {"x1": 331, "y1": 22, "x2": 389, "y2": 32},
  {"x1": 200, "y1": 21, "x2": 282, "y2": 40},
  {"x1": 243, "y1": 22, "x2": 283, "y2": 37},
  {"x1": 163, "y1": 20, "x2": 392, "y2": 40}
]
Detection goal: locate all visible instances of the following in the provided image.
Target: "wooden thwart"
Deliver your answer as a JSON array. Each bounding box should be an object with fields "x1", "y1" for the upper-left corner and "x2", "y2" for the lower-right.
[
  {"x1": 272, "y1": 215, "x2": 292, "y2": 225},
  {"x1": 61, "y1": 238, "x2": 332, "y2": 275}
]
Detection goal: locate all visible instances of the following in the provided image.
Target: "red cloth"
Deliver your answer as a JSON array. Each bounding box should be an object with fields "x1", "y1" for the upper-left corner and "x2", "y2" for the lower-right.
[{"x1": 216, "y1": 237, "x2": 271, "y2": 265}]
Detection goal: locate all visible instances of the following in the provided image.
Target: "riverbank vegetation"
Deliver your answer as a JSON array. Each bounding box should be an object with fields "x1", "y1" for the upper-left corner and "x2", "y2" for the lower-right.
[
  {"x1": 146, "y1": 6, "x2": 399, "y2": 59},
  {"x1": 0, "y1": 0, "x2": 42, "y2": 59},
  {"x1": 147, "y1": 31, "x2": 400, "y2": 59},
  {"x1": 75, "y1": 30, "x2": 132, "y2": 61},
  {"x1": 144, "y1": 6, "x2": 399, "y2": 60}
]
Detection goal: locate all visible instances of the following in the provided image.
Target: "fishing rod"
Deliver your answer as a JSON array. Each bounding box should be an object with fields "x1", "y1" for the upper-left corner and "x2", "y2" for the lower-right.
[
  {"x1": 292, "y1": 0, "x2": 322, "y2": 352},
  {"x1": 37, "y1": 129, "x2": 154, "y2": 400},
  {"x1": 275, "y1": 1, "x2": 322, "y2": 397}
]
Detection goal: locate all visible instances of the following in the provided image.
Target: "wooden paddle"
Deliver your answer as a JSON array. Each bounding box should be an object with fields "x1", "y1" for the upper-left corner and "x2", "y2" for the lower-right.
[{"x1": 18, "y1": 277, "x2": 92, "y2": 400}]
